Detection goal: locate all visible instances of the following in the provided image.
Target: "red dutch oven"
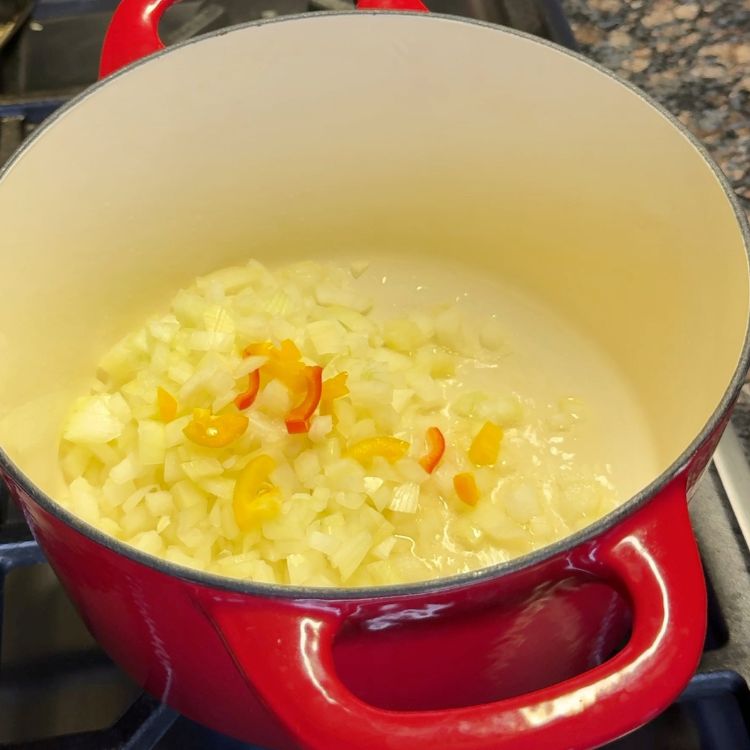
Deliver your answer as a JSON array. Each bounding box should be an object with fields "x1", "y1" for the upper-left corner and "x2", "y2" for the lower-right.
[{"x1": 0, "y1": 0, "x2": 749, "y2": 748}]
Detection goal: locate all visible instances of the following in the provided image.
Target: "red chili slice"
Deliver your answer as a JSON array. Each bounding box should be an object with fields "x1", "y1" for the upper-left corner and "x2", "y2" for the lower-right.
[
  {"x1": 234, "y1": 369, "x2": 261, "y2": 410},
  {"x1": 285, "y1": 365, "x2": 323, "y2": 434}
]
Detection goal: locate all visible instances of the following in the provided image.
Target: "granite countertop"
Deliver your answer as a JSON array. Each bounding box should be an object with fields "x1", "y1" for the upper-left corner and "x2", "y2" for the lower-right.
[
  {"x1": 562, "y1": 0, "x2": 750, "y2": 216},
  {"x1": 561, "y1": 0, "x2": 750, "y2": 435}
]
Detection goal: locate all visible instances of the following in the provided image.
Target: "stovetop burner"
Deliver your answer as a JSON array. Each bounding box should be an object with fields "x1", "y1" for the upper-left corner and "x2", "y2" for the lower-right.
[{"x1": 1, "y1": 1, "x2": 750, "y2": 748}]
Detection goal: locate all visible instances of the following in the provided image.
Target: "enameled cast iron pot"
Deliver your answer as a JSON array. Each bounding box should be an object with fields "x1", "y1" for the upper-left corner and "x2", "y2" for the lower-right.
[{"x1": 0, "y1": 1, "x2": 749, "y2": 747}]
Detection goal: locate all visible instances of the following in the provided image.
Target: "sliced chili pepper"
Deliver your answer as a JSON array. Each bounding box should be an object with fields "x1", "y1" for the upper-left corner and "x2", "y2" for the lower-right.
[
  {"x1": 320, "y1": 372, "x2": 349, "y2": 415},
  {"x1": 418, "y1": 426, "x2": 445, "y2": 474},
  {"x1": 243, "y1": 339, "x2": 301, "y2": 362},
  {"x1": 244, "y1": 339, "x2": 306, "y2": 391},
  {"x1": 183, "y1": 408, "x2": 248, "y2": 448},
  {"x1": 242, "y1": 341, "x2": 274, "y2": 358},
  {"x1": 454, "y1": 472, "x2": 480, "y2": 506},
  {"x1": 468, "y1": 421, "x2": 503, "y2": 466},
  {"x1": 156, "y1": 387, "x2": 178, "y2": 422},
  {"x1": 274, "y1": 363, "x2": 308, "y2": 393},
  {"x1": 233, "y1": 454, "x2": 280, "y2": 531},
  {"x1": 278, "y1": 338, "x2": 301, "y2": 361},
  {"x1": 348, "y1": 436, "x2": 410, "y2": 464},
  {"x1": 238, "y1": 491, "x2": 280, "y2": 530},
  {"x1": 285, "y1": 365, "x2": 323, "y2": 434},
  {"x1": 234, "y1": 368, "x2": 261, "y2": 410}
]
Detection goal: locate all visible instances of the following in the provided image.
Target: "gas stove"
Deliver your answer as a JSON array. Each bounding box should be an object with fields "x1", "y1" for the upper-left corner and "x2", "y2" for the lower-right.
[{"x1": 1, "y1": 1, "x2": 750, "y2": 748}]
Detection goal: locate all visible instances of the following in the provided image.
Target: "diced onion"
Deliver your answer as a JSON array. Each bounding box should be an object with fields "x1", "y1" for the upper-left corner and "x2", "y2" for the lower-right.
[
  {"x1": 389, "y1": 483, "x2": 420, "y2": 513},
  {"x1": 59, "y1": 259, "x2": 618, "y2": 588}
]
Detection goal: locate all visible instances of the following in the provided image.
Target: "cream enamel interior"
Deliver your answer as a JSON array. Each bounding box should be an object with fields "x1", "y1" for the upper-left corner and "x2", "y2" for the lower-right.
[{"x1": 0, "y1": 13, "x2": 747, "y2": 500}]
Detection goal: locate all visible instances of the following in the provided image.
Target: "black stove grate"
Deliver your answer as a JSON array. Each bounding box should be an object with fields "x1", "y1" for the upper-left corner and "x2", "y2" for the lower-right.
[{"x1": 3, "y1": 693, "x2": 177, "y2": 750}]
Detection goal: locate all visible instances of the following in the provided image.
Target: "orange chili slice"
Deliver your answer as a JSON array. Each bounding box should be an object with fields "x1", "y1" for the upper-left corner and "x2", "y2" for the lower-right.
[
  {"x1": 244, "y1": 340, "x2": 306, "y2": 391},
  {"x1": 243, "y1": 341, "x2": 273, "y2": 358},
  {"x1": 320, "y1": 372, "x2": 349, "y2": 415},
  {"x1": 277, "y1": 339, "x2": 301, "y2": 361},
  {"x1": 418, "y1": 426, "x2": 445, "y2": 474},
  {"x1": 348, "y1": 436, "x2": 410, "y2": 464},
  {"x1": 285, "y1": 365, "x2": 323, "y2": 434},
  {"x1": 157, "y1": 387, "x2": 178, "y2": 422},
  {"x1": 234, "y1": 368, "x2": 261, "y2": 410},
  {"x1": 243, "y1": 339, "x2": 301, "y2": 362},
  {"x1": 454, "y1": 472, "x2": 480, "y2": 506},
  {"x1": 183, "y1": 409, "x2": 249, "y2": 448}
]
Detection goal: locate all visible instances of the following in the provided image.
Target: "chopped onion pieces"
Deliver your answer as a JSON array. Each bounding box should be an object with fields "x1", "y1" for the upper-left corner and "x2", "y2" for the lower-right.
[{"x1": 59, "y1": 259, "x2": 618, "y2": 588}]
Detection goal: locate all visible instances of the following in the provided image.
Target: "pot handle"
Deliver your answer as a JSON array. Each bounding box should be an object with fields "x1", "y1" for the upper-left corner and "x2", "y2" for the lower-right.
[
  {"x1": 197, "y1": 480, "x2": 706, "y2": 750},
  {"x1": 99, "y1": 0, "x2": 428, "y2": 79}
]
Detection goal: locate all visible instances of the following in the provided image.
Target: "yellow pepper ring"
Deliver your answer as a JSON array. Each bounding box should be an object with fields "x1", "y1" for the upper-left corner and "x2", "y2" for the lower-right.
[
  {"x1": 348, "y1": 436, "x2": 409, "y2": 464},
  {"x1": 233, "y1": 455, "x2": 281, "y2": 531},
  {"x1": 183, "y1": 408, "x2": 249, "y2": 448}
]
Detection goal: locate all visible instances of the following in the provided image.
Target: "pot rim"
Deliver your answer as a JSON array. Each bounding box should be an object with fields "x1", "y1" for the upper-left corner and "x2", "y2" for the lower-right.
[{"x1": 1, "y1": 10, "x2": 749, "y2": 601}]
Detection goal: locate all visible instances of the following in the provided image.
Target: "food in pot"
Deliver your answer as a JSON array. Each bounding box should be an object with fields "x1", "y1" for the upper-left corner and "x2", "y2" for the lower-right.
[{"x1": 58, "y1": 259, "x2": 647, "y2": 586}]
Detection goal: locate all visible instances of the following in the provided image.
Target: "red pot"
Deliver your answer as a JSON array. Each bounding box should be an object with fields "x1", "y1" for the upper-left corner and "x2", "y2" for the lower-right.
[{"x1": 0, "y1": 1, "x2": 748, "y2": 748}]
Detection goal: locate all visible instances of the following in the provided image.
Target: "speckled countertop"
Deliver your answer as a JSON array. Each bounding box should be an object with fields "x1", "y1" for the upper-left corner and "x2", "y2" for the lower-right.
[
  {"x1": 562, "y1": 0, "x2": 750, "y2": 215},
  {"x1": 561, "y1": 0, "x2": 750, "y2": 438}
]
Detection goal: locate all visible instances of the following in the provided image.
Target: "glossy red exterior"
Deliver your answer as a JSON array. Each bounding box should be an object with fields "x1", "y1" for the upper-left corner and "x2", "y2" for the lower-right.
[
  {"x1": 99, "y1": 0, "x2": 169, "y2": 79},
  {"x1": 5, "y1": 468, "x2": 706, "y2": 750}
]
